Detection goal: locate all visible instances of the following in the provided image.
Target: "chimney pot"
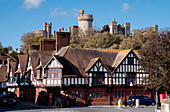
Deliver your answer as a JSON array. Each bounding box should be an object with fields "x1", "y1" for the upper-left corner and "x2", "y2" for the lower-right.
[
  {"x1": 59, "y1": 28, "x2": 61, "y2": 32},
  {"x1": 62, "y1": 27, "x2": 64, "y2": 32}
]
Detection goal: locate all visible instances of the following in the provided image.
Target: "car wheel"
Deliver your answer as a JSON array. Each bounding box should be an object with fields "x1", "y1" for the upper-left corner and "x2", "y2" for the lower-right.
[{"x1": 151, "y1": 102, "x2": 155, "y2": 106}]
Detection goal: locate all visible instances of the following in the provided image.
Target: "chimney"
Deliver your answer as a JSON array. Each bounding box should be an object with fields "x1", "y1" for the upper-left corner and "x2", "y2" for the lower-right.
[
  {"x1": 56, "y1": 30, "x2": 71, "y2": 51},
  {"x1": 29, "y1": 44, "x2": 39, "y2": 50},
  {"x1": 59, "y1": 28, "x2": 61, "y2": 32},
  {"x1": 62, "y1": 27, "x2": 64, "y2": 32}
]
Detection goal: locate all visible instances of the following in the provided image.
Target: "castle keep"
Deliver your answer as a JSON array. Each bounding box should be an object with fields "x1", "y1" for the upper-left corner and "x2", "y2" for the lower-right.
[{"x1": 78, "y1": 10, "x2": 93, "y2": 32}]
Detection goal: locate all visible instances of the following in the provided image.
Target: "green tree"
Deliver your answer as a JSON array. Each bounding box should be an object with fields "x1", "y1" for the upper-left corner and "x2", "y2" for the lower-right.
[
  {"x1": 20, "y1": 32, "x2": 44, "y2": 50},
  {"x1": 139, "y1": 31, "x2": 170, "y2": 91},
  {"x1": 84, "y1": 32, "x2": 123, "y2": 49}
]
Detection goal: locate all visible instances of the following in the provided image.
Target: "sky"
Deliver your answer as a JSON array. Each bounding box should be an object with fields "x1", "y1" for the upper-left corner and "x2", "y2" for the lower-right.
[{"x1": 0, "y1": 0, "x2": 170, "y2": 49}]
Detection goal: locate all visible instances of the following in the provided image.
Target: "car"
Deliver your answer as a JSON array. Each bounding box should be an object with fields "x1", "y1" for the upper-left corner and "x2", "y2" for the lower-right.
[
  {"x1": 127, "y1": 96, "x2": 156, "y2": 106},
  {"x1": 0, "y1": 94, "x2": 16, "y2": 106}
]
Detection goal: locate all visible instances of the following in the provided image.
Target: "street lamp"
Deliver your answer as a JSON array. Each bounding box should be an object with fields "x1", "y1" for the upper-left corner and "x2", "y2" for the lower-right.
[{"x1": 123, "y1": 73, "x2": 127, "y2": 106}]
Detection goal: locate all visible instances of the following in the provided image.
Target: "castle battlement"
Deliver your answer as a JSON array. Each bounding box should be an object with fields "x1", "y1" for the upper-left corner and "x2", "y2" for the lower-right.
[{"x1": 78, "y1": 14, "x2": 93, "y2": 21}]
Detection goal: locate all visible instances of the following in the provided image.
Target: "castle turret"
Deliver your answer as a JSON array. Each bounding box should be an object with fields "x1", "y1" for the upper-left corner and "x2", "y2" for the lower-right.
[
  {"x1": 123, "y1": 22, "x2": 130, "y2": 37},
  {"x1": 110, "y1": 18, "x2": 118, "y2": 34},
  {"x1": 78, "y1": 10, "x2": 93, "y2": 32},
  {"x1": 47, "y1": 22, "x2": 52, "y2": 38}
]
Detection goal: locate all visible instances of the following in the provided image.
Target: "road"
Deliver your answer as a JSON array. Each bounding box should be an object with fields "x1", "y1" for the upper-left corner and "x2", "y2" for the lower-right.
[{"x1": 0, "y1": 102, "x2": 156, "y2": 112}]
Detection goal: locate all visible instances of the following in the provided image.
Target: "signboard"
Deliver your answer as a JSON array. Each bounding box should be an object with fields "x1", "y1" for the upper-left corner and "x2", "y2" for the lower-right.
[
  {"x1": 41, "y1": 84, "x2": 45, "y2": 88},
  {"x1": 49, "y1": 93, "x2": 52, "y2": 104}
]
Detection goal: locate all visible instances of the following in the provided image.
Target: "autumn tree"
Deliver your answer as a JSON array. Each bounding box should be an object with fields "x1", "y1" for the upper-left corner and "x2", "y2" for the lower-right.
[
  {"x1": 20, "y1": 32, "x2": 44, "y2": 50},
  {"x1": 139, "y1": 31, "x2": 170, "y2": 91}
]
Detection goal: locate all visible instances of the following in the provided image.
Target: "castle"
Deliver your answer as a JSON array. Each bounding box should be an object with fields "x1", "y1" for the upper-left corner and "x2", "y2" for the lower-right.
[{"x1": 33, "y1": 22, "x2": 52, "y2": 38}]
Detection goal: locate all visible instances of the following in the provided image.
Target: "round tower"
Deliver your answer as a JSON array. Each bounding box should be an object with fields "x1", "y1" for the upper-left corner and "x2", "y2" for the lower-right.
[{"x1": 78, "y1": 10, "x2": 93, "y2": 32}]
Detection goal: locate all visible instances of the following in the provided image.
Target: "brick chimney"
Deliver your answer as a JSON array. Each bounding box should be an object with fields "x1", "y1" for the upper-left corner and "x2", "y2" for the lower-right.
[
  {"x1": 55, "y1": 28, "x2": 71, "y2": 51},
  {"x1": 40, "y1": 39, "x2": 56, "y2": 51}
]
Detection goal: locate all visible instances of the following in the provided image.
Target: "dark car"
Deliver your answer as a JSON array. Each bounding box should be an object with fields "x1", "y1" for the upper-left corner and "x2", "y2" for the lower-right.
[
  {"x1": 0, "y1": 94, "x2": 16, "y2": 106},
  {"x1": 127, "y1": 96, "x2": 156, "y2": 106}
]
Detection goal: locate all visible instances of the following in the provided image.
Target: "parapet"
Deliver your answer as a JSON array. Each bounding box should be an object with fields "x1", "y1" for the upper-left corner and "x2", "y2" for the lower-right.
[{"x1": 78, "y1": 14, "x2": 93, "y2": 21}]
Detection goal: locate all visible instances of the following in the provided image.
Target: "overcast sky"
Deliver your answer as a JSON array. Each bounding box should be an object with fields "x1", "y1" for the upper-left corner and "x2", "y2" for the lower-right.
[{"x1": 0, "y1": 0, "x2": 170, "y2": 49}]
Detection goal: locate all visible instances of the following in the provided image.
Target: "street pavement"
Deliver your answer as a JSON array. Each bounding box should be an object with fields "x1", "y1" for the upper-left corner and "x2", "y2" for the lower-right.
[{"x1": 0, "y1": 102, "x2": 156, "y2": 112}]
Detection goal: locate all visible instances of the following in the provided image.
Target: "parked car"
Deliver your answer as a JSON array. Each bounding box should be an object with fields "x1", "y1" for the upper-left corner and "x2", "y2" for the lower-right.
[
  {"x1": 127, "y1": 96, "x2": 156, "y2": 106},
  {"x1": 0, "y1": 94, "x2": 16, "y2": 106}
]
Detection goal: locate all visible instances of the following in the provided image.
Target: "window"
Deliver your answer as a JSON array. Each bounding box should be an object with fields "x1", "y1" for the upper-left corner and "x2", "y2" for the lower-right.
[
  {"x1": 137, "y1": 91, "x2": 140, "y2": 95},
  {"x1": 92, "y1": 91, "x2": 95, "y2": 98},
  {"x1": 115, "y1": 91, "x2": 117, "y2": 98},
  {"x1": 55, "y1": 69, "x2": 57, "y2": 72},
  {"x1": 134, "y1": 91, "x2": 136, "y2": 96},
  {"x1": 51, "y1": 74, "x2": 54, "y2": 78},
  {"x1": 128, "y1": 57, "x2": 133, "y2": 65},
  {"x1": 72, "y1": 91, "x2": 75, "y2": 98},
  {"x1": 122, "y1": 91, "x2": 124, "y2": 98},
  {"x1": 52, "y1": 69, "x2": 54, "y2": 73},
  {"x1": 80, "y1": 91, "x2": 82, "y2": 98},
  {"x1": 100, "y1": 91, "x2": 102, "y2": 98},
  {"x1": 58, "y1": 73, "x2": 61, "y2": 78},
  {"x1": 55, "y1": 73, "x2": 57, "y2": 78},
  {"x1": 48, "y1": 73, "x2": 50, "y2": 78},
  {"x1": 93, "y1": 73, "x2": 104, "y2": 85},
  {"x1": 141, "y1": 91, "x2": 143, "y2": 96},
  {"x1": 76, "y1": 91, "x2": 78, "y2": 98},
  {"x1": 96, "y1": 91, "x2": 98, "y2": 98},
  {"x1": 118, "y1": 91, "x2": 120, "y2": 98}
]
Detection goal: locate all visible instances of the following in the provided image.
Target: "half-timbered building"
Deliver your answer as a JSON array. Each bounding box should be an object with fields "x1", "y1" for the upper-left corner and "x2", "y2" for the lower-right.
[{"x1": 38, "y1": 46, "x2": 154, "y2": 105}]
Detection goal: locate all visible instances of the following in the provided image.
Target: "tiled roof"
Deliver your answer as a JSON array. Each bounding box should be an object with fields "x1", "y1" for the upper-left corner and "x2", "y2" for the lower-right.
[
  {"x1": 18, "y1": 54, "x2": 28, "y2": 76},
  {"x1": 56, "y1": 47, "x2": 140, "y2": 77},
  {"x1": 0, "y1": 65, "x2": 7, "y2": 82},
  {"x1": 57, "y1": 47, "x2": 119, "y2": 77}
]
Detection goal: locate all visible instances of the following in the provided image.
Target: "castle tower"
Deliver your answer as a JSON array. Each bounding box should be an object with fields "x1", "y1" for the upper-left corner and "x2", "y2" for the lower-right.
[
  {"x1": 152, "y1": 25, "x2": 158, "y2": 32},
  {"x1": 46, "y1": 22, "x2": 52, "y2": 38},
  {"x1": 123, "y1": 22, "x2": 130, "y2": 37},
  {"x1": 78, "y1": 10, "x2": 93, "y2": 32},
  {"x1": 110, "y1": 18, "x2": 118, "y2": 34}
]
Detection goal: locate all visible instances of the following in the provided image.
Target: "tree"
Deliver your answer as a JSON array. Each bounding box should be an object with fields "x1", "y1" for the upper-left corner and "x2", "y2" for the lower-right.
[
  {"x1": 139, "y1": 31, "x2": 170, "y2": 91},
  {"x1": 20, "y1": 32, "x2": 44, "y2": 50},
  {"x1": 84, "y1": 32, "x2": 123, "y2": 49}
]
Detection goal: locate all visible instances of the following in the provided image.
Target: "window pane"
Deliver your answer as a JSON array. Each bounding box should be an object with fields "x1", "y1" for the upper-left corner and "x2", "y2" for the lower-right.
[
  {"x1": 51, "y1": 74, "x2": 54, "y2": 78},
  {"x1": 122, "y1": 91, "x2": 124, "y2": 98},
  {"x1": 134, "y1": 91, "x2": 136, "y2": 96},
  {"x1": 100, "y1": 91, "x2": 102, "y2": 98},
  {"x1": 141, "y1": 91, "x2": 143, "y2": 96},
  {"x1": 72, "y1": 91, "x2": 75, "y2": 98},
  {"x1": 48, "y1": 74, "x2": 50, "y2": 78},
  {"x1": 76, "y1": 91, "x2": 78, "y2": 98},
  {"x1": 55, "y1": 73, "x2": 57, "y2": 78},
  {"x1": 55, "y1": 69, "x2": 57, "y2": 72},
  {"x1": 80, "y1": 91, "x2": 82, "y2": 98},
  {"x1": 96, "y1": 91, "x2": 98, "y2": 98},
  {"x1": 92, "y1": 91, "x2": 95, "y2": 98},
  {"x1": 118, "y1": 91, "x2": 120, "y2": 98},
  {"x1": 58, "y1": 73, "x2": 61, "y2": 78},
  {"x1": 115, "y1": 91, "x2": 117, "y2": 98}
]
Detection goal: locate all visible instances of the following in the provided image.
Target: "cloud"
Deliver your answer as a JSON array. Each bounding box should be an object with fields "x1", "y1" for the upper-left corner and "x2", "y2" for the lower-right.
[
  {"x1": 50, "y1": 8, "x2": 79, "y2": 18},
  {"x1": 50, "y1": 8, "x2": 69, "y2": 17},
  {"x1": 23, "y1": 0, "x2": 46, "y2": 10},
  {"x1": 122, "y1": 3, "x2": 132, "y2": 11}
]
